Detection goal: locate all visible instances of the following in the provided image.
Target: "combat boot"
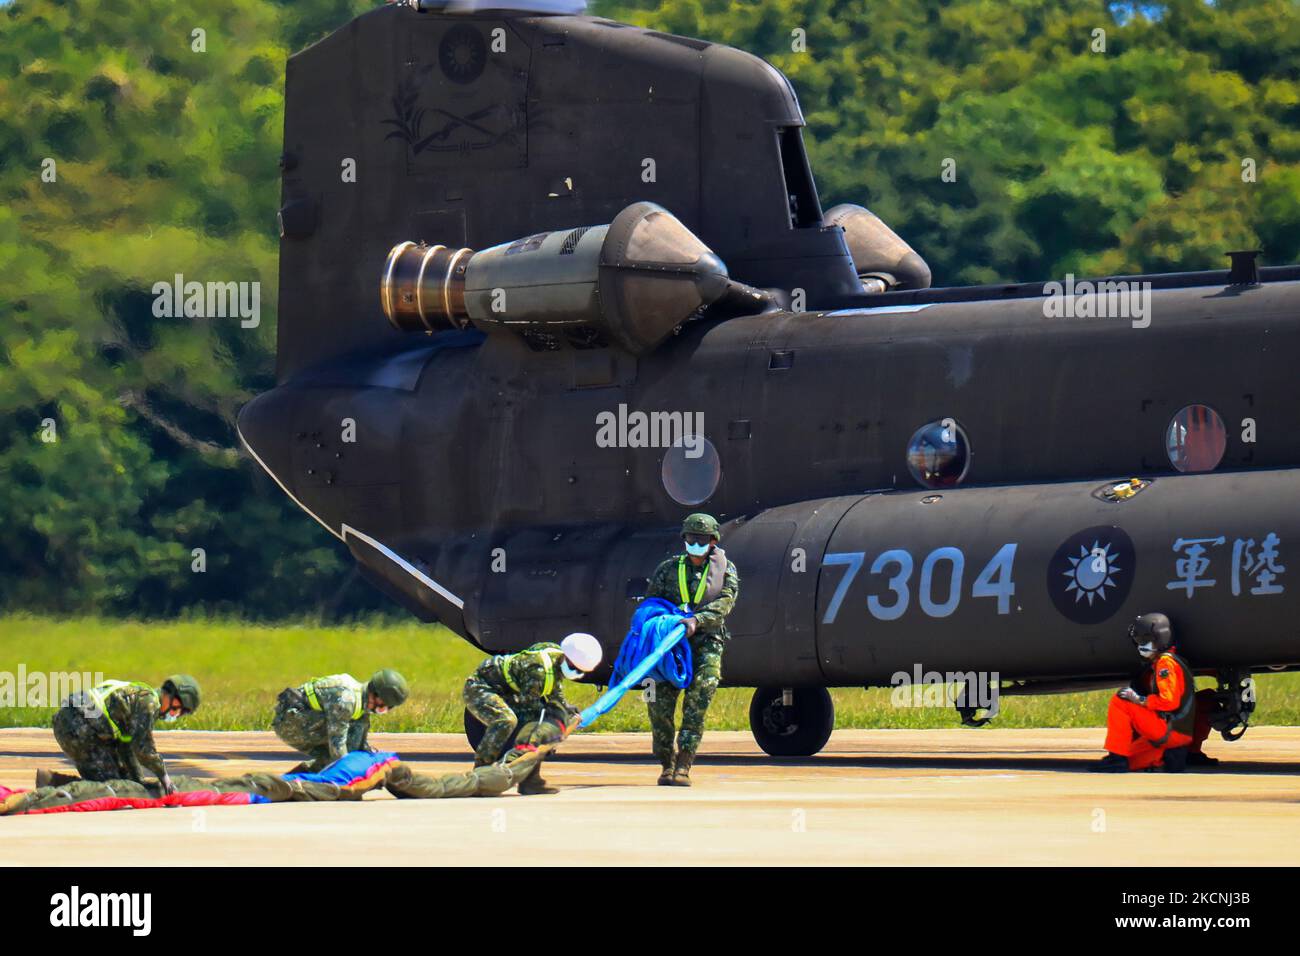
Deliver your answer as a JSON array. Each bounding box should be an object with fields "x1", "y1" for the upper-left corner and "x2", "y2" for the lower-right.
[
  {"x1": 517, "y1": 765, "x2": 559, "y2": 795},
  {"x1": 1161, "y1": 746, "x2": 1189, "y2": 773},
  {"x1": 1187, "y1": 751, "x2": 1220, "y2": 768},
  {"x1": 1089, "y1": 753, "x2": 1130, "y2": 773},
  {"x1": 656, "y1": 749, "x2": 675, "y2": 786},
  {"x1": 671, "y1": 751, "x2": 694, "y2": 786},
  {"x1": 36, "y1": 769, "x2": 80, "y2": 788}
]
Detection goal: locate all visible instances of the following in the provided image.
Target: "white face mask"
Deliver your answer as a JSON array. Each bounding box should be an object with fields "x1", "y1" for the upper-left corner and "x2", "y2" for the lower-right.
[
  {"x1": 561, "y1": 660, "x2": 582, "y2": 681},
  {"x1": 684, "y1": 541, "x2": 711, "y2": 557},
  {"x1": 1137, "y1": 642, "x2": 1156, "y2": 659},
  {"x1": 162, "y1": 713, "x2": 179, "y2": 723}
]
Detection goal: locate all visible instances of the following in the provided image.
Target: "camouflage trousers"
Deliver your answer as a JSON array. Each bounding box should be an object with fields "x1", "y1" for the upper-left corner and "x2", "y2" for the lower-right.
[
  {"x1": 272, "y1": 690, "x2": 335, "y2": 771},
  {"x1": 647, "y1": 636, "x2": 724, "y2": 767},
  {"x1": 51, "y1": 704, "x2": 138, "y2": 782},
  {"x1": 463, "y1": 676, "x2": 532, "y2": 766}
]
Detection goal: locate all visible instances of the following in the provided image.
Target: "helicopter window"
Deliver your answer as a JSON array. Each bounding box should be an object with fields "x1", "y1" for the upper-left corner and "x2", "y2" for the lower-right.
[
  {"x1": 1166, "y1": 404, "x2": 1226, "y2": 473},
  {"x1": 906, "y1": 419, "x2": 970, "y2": 489},
  {"x1": 777, "y1": 127, "x2": 822, "y2": 228},
  {"x1": 661, "y1": 437, "x2": 721, "y2": 505}
]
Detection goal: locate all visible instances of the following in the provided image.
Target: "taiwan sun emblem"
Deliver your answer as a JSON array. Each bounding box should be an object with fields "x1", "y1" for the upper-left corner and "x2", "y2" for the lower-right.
[{"x1": 1047, "y1": 525, "x2": 1136, "y2": 625}]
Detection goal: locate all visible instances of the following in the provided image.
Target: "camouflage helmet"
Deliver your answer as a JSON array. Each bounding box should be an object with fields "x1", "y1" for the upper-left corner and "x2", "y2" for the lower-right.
[
  {"x1": 368, "y1": 668, "x2": 409, "y2": 708},
  {"x1": 681, "y1": 513, "x2": 721, "y2": 540},
  {"x1": 162, "y1": 674, "x2": 201, "y2": 714}
]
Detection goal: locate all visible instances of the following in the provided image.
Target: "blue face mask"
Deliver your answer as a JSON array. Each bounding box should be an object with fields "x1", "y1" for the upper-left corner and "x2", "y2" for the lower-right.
[{"x1": 685, "y1": 541, "x2": 711, "y2": 557}]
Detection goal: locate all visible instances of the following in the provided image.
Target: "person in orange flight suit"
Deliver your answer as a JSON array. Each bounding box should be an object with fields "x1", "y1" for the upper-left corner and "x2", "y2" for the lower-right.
[{"x1": 1092, "y1": 613, "x2": 1198, "y2": 773}]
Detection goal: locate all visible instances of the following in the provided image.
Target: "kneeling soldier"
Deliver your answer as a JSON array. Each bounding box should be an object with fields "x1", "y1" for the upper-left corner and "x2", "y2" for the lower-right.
[
  {"x1": 274, "y1": 669, "x2": 409, "y2": 772},
  {"x1": 47, "y1": 675, "x2": 201, "y2": 794},
  {"x1": 463, "y1": 633, "x2": 603, "y2": 794}
]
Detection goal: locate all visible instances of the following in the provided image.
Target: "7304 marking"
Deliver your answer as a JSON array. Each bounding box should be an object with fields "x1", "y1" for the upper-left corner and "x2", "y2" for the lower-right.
[{"x1": 821, "y1": 543, "x2": 1018, "y2": 624}]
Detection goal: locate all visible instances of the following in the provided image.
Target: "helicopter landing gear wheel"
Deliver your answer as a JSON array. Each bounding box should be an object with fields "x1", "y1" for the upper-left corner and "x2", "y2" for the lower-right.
[
  {"x1": 749, "y1": 686, "x2": 834, "y2": 756},
  {"x1": 463, "y1": 708, "x2": 486, "y2": 751},
  {"x1": 463, "y1": 708, "x2": 520, "y2": 754}
]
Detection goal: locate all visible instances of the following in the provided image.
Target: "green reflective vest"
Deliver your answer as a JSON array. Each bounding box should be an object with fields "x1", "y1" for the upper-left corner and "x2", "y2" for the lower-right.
[
  {"x1": 87, "y1": 680, "x2": 157, "y2": 743},
  {"x1": 300, "y1": 674, "x2": 365, "y2": 721},
  {"x1": 677, "y1": 556, "x2": 708, "y2": 609},
  {"x1": 498, "y1": 645, "x2": 563, "y2": 698}
]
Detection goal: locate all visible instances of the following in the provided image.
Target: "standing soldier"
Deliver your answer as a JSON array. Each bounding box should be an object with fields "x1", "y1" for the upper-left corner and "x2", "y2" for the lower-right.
[
  {"x1": 273, "y1": 669, "x2": 409, "y2": 772},
  {"x1": 1092, "y1": 613, "x2": 1197, "y2": 772},
  {"x1": 645, "y1": 513, "x2": 740, "y2": 787},
  {"x1": 44, "y1": 675, "x2": 202, "y2": 793},
  {"x1": 463, "y1": 633, "x2": 603, "y2": 794}
]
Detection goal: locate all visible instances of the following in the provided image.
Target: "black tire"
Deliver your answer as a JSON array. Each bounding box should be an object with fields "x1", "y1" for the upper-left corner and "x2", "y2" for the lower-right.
[
  {"x1": 464, "y1": 708, "x2": 486, "y2": 751},
  {"x1": 749, "y1": 686, "x2": 834, "y2": 757}
]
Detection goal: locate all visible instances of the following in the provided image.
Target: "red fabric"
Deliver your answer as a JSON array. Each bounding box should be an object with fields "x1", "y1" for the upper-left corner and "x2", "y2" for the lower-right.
[{"x1": 19, "y1": 790, "x2": 257, "y2": 815}]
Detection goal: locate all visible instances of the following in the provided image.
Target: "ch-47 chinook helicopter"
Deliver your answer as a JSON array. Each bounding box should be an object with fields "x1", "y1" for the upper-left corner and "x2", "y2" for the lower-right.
[{"x1": 239, "y1": 0, "x2": 1300, "y2": 756}]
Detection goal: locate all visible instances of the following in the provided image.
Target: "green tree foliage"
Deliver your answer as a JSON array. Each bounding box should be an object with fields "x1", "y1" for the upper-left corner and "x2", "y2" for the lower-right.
[
  {"x1": 1, "y1": 0, "x2": 1297, "y2": 617},
  {"x1": 599, "y1": 0, "x2": 1300, "y2": 280},
  {"x1": 0, "y1": 0, "x2": 375, "y2": 616}
]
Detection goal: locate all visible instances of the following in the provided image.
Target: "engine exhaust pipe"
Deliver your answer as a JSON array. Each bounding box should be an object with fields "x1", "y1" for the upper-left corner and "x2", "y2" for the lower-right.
[{"x1": 380, "y1": 241, "x2": 473, "y2": 333}]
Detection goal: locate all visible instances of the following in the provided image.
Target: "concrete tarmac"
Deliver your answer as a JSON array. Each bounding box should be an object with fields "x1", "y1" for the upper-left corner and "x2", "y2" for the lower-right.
[{"x1": 2, "y1": 727, "x2": 1298, "y2": 866}]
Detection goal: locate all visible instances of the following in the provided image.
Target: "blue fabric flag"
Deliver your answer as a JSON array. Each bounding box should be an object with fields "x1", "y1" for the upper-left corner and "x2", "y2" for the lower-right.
[
  {"x1": 579, "y1": 598, "x2": 693, "y2": 727},
  {"x1": 612, "y1": 598, "x2": 694, "y2": 689},
  {"x1": 283, "y1": 750, "x2": 399, "y2": 786}
]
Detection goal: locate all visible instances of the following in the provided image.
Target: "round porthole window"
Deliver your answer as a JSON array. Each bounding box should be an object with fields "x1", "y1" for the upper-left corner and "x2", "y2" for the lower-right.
[
  {"x1": 1166, "y1": 404, "x2": 1226, "y2": 473},
  {"x1": 661, "y1": 437, "x2": 721, "y2": 505},
  {"x1": 907, "y1": 419, "x2": 970, "y2": 489}
]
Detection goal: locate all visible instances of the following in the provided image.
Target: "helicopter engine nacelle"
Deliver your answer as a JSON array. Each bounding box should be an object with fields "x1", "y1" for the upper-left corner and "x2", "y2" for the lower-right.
[
  {"x1": 381, "y1": 201, "x2": 766, "y2": 354},
  {"x1": 824, "y1": 203, "x2": 932, "y2": 292}
]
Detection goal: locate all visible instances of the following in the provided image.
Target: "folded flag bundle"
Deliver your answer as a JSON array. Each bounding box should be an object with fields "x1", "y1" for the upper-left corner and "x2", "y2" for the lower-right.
[{"x1": 579, "y1": 597, "x2": 693, "y2": 727}]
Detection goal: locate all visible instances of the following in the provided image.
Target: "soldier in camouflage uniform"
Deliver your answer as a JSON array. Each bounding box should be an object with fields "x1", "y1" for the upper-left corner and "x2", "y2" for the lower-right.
[
  {"x1": 645, "y1": 513, "x2": 740, "y2": 786},
  {"x1": 46, "y1": 675, "x2": 202, "y2": 794},
  {"x1": 462, "y1": 632, "x2": 603, "y2": 794},
  {"x1": 273, "y1": 669, "x2": 409, "y2": 772}
]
